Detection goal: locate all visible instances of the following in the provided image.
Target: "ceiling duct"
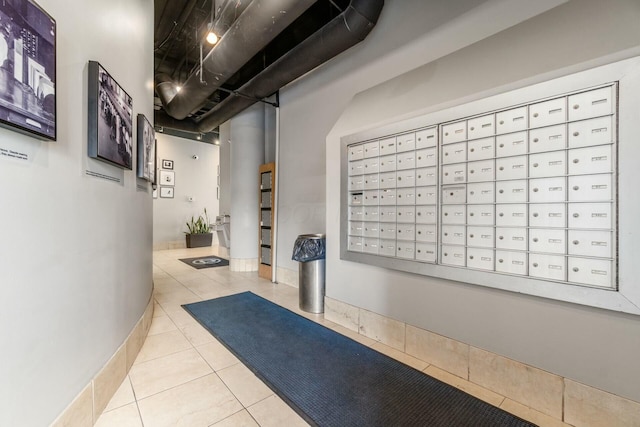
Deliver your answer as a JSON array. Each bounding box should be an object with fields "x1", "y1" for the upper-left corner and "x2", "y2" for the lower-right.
[
  {"x1": 155, "y1": 0, "x2": 317, "y2": 121},
  {"x1": 155, "y1": 0, "x2": 384, "y2": 134}
]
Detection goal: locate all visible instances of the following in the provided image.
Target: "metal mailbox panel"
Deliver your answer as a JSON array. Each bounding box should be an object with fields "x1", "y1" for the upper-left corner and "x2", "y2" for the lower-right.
[
  {"x1": 349, "y1": 160, "x2": 364, "y2": 176},
  {"x1": 468, "y1": 114, "x2": 495, "y2": 140},
  {"x1": 496, "y1": 180, "x2": 527, "y2": 203},
  {"x1": 348, "y1": 175, "x2": 364, "y2": 191},
  {"x1": 416, "y1": 147, "x2": 437, "y2": 167},
  {"x1": 568, "y1": 86, "x2": 614, "y2": 121},
  {"x1": 379, "y1": 224, "x2": 397, "y2": 240},
  {"x1": 416, "y1": 205, "x2": 438, "y2": 224},
  {"x1": 467, "y1": 204, "x2": 495, "y2": 226},
  {"x1": 416, "y1": 167, "x2": 437, "y2": 186},
  {"x1": 568, "y1": 174, "x2": 612, "y2": 202},
  {"x1": 496, "y1": 106, "x2": 528, "y2": 134},
  {"x1": 496, "y1": 131, "x2": 528, "y2": 157},
  {"x1": 363, "y1": 190, "x2": 379, "y2": 205},
  {"x1": 396, "y1": 242, "x2": 416, "y2": 259},
  {"x1": 396, "y1": 151, "x2": 416, "y2": 170},
  {"x1": 396, "y1": 188, "x2": 416, "y2": 206},
  {"x1": 496, "y1": 156, "x2": 527, "y2": 180},
  {"x1": 363, "y1": 206, "x2": 379, "y2": 222},
  {"x1": 416, "y1": 243, "x2": 437, "y2": 262},
  {"x1": 379, "y1": 171, "x2": 396, "y2": 189},
  {"x1": 442, "y1": 185, "x2": 466, "y2": 204},
  {"x1": 467, "y1": 182, "x2": 495, "y2": 204},
  {"x1": 496, "y1": 227, "x2": 527, "y2": 251},
  {"x1": 529, "y1": 151, "x2": 566, "y2": 178},
  {"x1": 379, "y1": 154, "x2": 397, "y2": 172},
  {"x1": 568, "y1": 203, "x2": 612, "y2": 229},
  {"x1": 568, "y1": 116, "x2": 614, "y2": 148},
  {"x1": 396, "y1": 170, "x2": 416, "y2": 188},
  {"x1": 467, "y1": 226, "x2": 495, "y2": 248},
  {"x1": 568, "y1": 145, "x2": 612, "y2": 175},
  {"x1": 441, "y1": 245, "x2": 466, "y2": 266},
  {"x1": 442, "y1": 225, "x2": 466, "y2": 245},
  {"x1": 442, "y1": 141, "x2": 467, "y2": 164},
  {"x1": 350, "y1": 193, "x2": 363, "y2": 206},
  {"x1": 348, "y1": 144, "x2": 364, "y2": 161},
  {"x1": 379, "y1": 188, "x2": 397, "y2": 205},
  {"x1": 363, "y1": 140, "x2": 380, "y2": 158},
  {"x1": 529, "y1": 228, "x2": 566, "y2": 254},
  {"x1": 529, "y1": 124, "x2": 567, "y2": 153},
  {"x1": 379, "y1": 206, "x2": 396, "y2": 222},
  {"x1": 568, "y1": 230, "x2": 613, "y2": 258},
  {"x1": 415, "y1": 127, "x2": 438, "y2": 149},
  {"x1": 363, "y1": 174, "x2": 380, "y2": 190},
  {"x1": 467, "y1": 248, "x2": 495, "y2": 271},
  {"x1": 467, "y1": 159, "x2": 495, "y2": 183},
  {"x1": 363, "y1": 223, "x2": 380, "y2": 238},
  {"x1": 442, "y1": 120, "x2": 467, "y2": 144},
  {"x1": 349, "y1": 206, "x2": 364, "y2": 221},
  {"x1": 442, "y1": 205, "x2": 466, "y2": 225},
  {"x1": 363, "y1": 157, "x2": 380, "y2": 174},
  {"x1": 568, "y1": 257, "x2": 612, "y2": 288},
  {"x1": 378, "y1": 239, "x2": 397, "y2": 257},
  {"x1": 496, "y1": 250, "x2": 528, "y2": 275},
  {"x1": 348, "y1": 236, "x2": 363, "y2": 252},
  {"x1": 416, "y1": 224, "x2": 437, "y2": 243},
  {"x1": 529, "y1": 203, "x2": 566, "y2": 228},
  {"x1": 529, "y1": 253, "x2": 566, "y2": 281},
  {"x1": 529, "y1": 177, "x2": 566, "y2": 203},
  {"x1": 496, "y1": 204, "x2": 527, "y2": 227},
  {"x1": 349, "y1": 221, "x2": 363, "y2": 236},
  {"x1": 363, "y1": 238, "x2": 380, "y2": 254},
  {"x1": 416, "y1": 186, "x2": 437, "y2": 205},
  {"x1": 442, "y1": 163, "x2": 467, "y2": 184},
  {"x1": 396, "y1": 206, "x2": 416, "y2": 223},
  {"x1": 396, "y1": 224, "x2": 416, "y2": 241},
  {"x1": 468, "y1": 137, "x2": 495, "y2": 161},
  {"x1": 529, "y1": 97, "x2": 566, "y2": 128},
  {"x1": 396, "y1": 132, "x2": 416, "y2": 153},
  {"x1": 379, "y1": 136, "x2": 397, "y2": 156}
]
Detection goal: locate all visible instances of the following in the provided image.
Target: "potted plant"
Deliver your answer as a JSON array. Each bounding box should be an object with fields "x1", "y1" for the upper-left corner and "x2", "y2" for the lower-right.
[{"x1": 185, "y1": 208, "x2": 213, "y2": 248}]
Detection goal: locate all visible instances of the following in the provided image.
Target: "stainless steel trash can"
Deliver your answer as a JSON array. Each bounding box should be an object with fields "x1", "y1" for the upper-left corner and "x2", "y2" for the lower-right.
[{"x1": 292, "y1": 234, "x2": 326, "y2": 314}]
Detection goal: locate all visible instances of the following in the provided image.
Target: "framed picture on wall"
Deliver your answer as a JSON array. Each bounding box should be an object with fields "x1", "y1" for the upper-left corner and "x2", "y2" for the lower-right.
[
  {"x1": 162, "y1": 159, "x2": 174, "y2": 170},
  {"x1": 159, "y1": 170, "x2": 175, "y2": 186},
  {"x1": 160, "y1": 187, "x2": 173, "y2": 198},
  {"x1": 136, "y1": 114, "x2": 155, "y2": 181},
  {"x1": 87, "y1": 60, "x2": 133, "y2": 169},
  {"x1": 0, "y1": 0, "x2": 56, "y2": 140}
]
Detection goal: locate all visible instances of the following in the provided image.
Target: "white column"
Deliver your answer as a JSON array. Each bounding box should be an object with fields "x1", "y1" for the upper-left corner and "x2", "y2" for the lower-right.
[{"x1": 229, "y1": 103, "x2": 265, "y2": 271}]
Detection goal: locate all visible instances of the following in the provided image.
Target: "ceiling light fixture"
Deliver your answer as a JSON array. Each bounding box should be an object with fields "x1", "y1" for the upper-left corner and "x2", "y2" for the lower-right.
[
  {"x1": 175, "y1": 85, "x2": 182, "y2": 93},
  {"x1": 205, "y1": 1, "x2": 218, "y2": 45},
  {"x1": 206, "y1": 29, "x2": 218, "y2": 45}
]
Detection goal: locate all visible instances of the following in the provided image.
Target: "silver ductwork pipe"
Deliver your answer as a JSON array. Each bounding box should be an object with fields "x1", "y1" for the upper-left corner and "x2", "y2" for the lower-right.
[
  {"x1": 154, "y1": 0, "x2": 384, "y2": 134},
  {"x1": 155, "y1": 0, "x2": 316, "y2": 121}
]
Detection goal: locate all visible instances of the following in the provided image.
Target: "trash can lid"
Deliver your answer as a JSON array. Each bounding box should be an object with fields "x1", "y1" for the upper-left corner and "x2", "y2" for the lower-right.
[{"x1": 297, "y1": 234, "x2": 325, "y2": 239}]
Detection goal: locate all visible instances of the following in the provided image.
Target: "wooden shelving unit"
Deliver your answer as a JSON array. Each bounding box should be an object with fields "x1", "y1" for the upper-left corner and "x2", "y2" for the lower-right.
[{"x1": 258, "y1": 162, "x2": 275, "y2": 279}]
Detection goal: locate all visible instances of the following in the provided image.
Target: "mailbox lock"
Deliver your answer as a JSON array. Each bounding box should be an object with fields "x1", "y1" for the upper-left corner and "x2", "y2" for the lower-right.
[
  {"x1": 470, "y1": 170, "x2": 475, "y2": 174},
  {"x1": 573, "y1": 240, "x2": 579, "y2": 245},
  {"x1": 470, "y1": 191, "x2": 475, "y2": 195},
  {"x1": 499, "y1": 236, "x2": 504, "y2": 240},
  {"x1": 469, "y1": 255, "x2": 474, "y2": 260},
  {"x1": 499, "y1": 189, "x2": 504, "y2": 193},
  {"x1": 498, "y1": 259, "x2": 504, "y2": 263},
  {"x1": 499, "y1": 166, "x2": 504, "y2": 171},
  {"x1": 470, "y1": 148, "x2": 475, "y2": 152},
  {"x1": 444, "y1": 212, "x2": 448, "y2": 216},
  {"x1": 573, "y1": 213, "x2": 579, "y2": 218},
  {"x1": 499, "y1": 120, "x2": 504, "y2": 125},
  {"x1": 573, "y1": 131, "x2": 580, "y2": 137},
  {"x1": 533, "y1": 113, "x2": 539, "y2": 118},
  {"x1": 573, "y1": 186, "x2": 580, "y2": 191},
  {"x1": 469, "y1": 234, "x2": 475, "y2": 238},
  {"x1": 470, "y1": 212, "x2": 475, "y2": 216},
  {"x1": 533, "y1": 163, "x2": 539, "y2": 168},
  {"x1": 573, "y1": 267, "x2": 579, "y2": 272},
  {"x1": 573, "y1": 159, "x2": 579, "y2": 163},
  {"x1": 533, "y1": 213, "x2": 539, "y2": 217},
  {"x1": 533, "y1": 138, "x2": 539, "y2": 143},
  {"x1": 533, "y1": 263, "x2": 539, "y2": 267},
  {"x1": 533, "y1": 238, "x2": 539, "y2": 242},
  {"x1": 499, "y1": 213, "x2": 504, "y2": 217},
  {"x1": 499, "y1": 143, "x2": 504, "y2": 148},
  {"x1": 533, "y1": 188, "x2": 539, "y2": 192},
  {"x1": 573, "y1": 104, "x2": 580, "y2": 110}
]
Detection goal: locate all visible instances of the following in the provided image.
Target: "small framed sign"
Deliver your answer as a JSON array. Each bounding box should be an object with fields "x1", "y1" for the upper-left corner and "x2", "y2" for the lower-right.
[
  {"x1": 160, "y1": 187, "x2": 174, "y2": 198},
  {"x1": 162, "y1": 159, "x2": 174, "y2": 170},
  {"x1": 159, "y1": 170, "x2": 175, "y2": 186}
]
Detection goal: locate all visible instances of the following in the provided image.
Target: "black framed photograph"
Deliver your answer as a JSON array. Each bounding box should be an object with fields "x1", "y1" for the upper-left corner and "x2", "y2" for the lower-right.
[
  {"x1": 162, "y1": 159, "x2": 173, "y2": 170},
  {"x1": 160, "y1": 187, "x2": 174, "y2": 198},
  {"x1": 136, "y1": 114, "x2": 155, "y2": 181},
  {"x1": 159, "y1": 170, "x2": 175, "y2": 186},
  {"x1": 87, "y1": 60, "x2": 133, "y2": 169},
  {"x1": 0, "y1": 0, "x2": 56, "y2": 140}
]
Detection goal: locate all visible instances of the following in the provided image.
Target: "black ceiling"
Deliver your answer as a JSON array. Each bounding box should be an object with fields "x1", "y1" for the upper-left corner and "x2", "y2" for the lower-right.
[{"x1": 153, "y1": 0, "x2": 350, "y2": 142}]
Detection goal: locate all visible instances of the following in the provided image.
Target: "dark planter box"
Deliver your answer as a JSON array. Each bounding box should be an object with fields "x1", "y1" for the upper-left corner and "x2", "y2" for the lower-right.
[{"x1": 186, "y1": 233, "x2": 213, "y2": 248}]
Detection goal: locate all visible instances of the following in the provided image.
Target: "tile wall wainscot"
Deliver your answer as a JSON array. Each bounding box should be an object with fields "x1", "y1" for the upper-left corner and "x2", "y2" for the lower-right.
[
  {"x1": 276, "y1": 266, "x2": 299, "y2": 288},
  {"x1": 324, "y1": 296, "x2": 640, "y2": 426},
  {"x1": 50, "y1": 296, "x2": 155, "y2": 426},
  {"x1": 229, "y1": 258, "x2": 259, "y2": 272}
]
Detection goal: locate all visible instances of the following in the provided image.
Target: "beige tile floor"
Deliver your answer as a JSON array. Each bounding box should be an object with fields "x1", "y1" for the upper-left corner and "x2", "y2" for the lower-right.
[{"x1": 95, "y1": 247, "x2": 570, "y2": 427}]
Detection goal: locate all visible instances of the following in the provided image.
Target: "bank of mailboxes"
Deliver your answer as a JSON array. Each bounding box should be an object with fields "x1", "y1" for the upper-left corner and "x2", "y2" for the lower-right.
[{"x1": 346, "y1": 84, "x2": 616, "y2": 289}]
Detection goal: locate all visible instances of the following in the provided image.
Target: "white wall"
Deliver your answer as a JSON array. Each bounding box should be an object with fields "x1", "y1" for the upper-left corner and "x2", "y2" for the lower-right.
[
  {"x1": 0, "y1": 0, "x2": 154, "y2": 425},
  {"x1": 153, "y1": 133, "x2": 220, "y2": 247},
  {"x1": 278, "y1": 0, "x2": 640, "y2": 403}
]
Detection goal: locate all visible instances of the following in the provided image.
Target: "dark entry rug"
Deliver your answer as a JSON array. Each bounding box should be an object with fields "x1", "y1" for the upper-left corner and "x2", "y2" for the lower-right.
[
  {"x1": 179, "y1": 255, "x2": 229, "y2": 269},
  {"x1": 183, "y1": 292, "x2": 536, "y2": 427}
]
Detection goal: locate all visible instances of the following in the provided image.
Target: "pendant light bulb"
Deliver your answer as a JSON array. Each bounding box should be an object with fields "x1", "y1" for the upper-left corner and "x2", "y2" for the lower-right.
[{"x1": 206, "y1": 31, "x2": 218, "y2": 45}]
